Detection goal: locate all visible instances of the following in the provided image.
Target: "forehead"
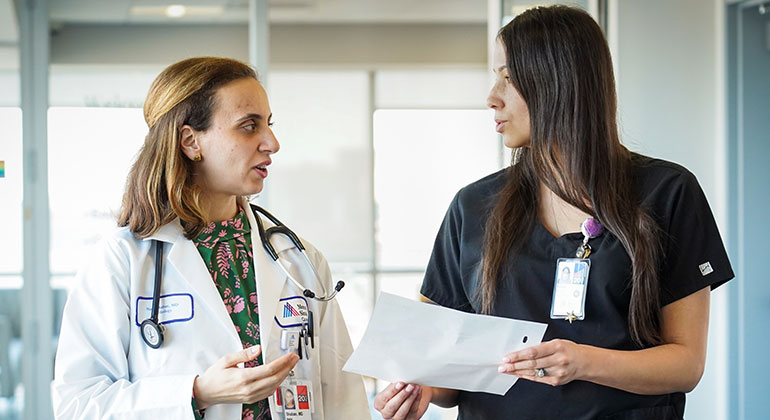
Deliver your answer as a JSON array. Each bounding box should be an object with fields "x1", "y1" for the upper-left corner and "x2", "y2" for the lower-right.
[
  {"x1": 212, "y1": 77, "x2": 269, "y2": 118},
  {"x1": 493, "y1": 41, "x2": 507, "y2": 68}
]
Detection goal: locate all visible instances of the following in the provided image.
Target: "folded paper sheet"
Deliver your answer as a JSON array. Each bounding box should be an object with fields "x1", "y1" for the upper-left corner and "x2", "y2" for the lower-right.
[{"x1": 343, "y1": 293, "x2": 548, "y2": 395}]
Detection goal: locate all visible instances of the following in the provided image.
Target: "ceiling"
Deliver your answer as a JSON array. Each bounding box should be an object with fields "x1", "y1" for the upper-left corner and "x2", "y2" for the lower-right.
[
  {"x1": 1, "y1": 0, "x2": 488, "y2": 44},
  {"x1": 47, "y1": 0, "x2": 487, "y2": 25}
]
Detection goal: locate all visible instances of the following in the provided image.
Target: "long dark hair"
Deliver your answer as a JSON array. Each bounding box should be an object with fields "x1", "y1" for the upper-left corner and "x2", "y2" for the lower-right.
[{"x1": 480, "y1": 6, "x2": 663, "y2": 346}]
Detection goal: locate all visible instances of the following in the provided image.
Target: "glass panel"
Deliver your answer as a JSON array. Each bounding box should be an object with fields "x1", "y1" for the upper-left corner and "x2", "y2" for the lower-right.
[
  {"x1": 376, "y1": 272, "x2": 424, "y2": 301},
  {"x1": 47, "y1": 107, "x2": 146, "y2": 277},
  {"x1": 333, "y1": 272, "x2": 374, "y2": 349},
  {"x1": 374, "y1": 109, "x2": 500, "y2": 269},
  {"x1": 0, "y1": 106, "x2": 22, "y2": 417},
  {"x1": 264, "y1": 71, "x2": 372, "y2": 266},
  {"x1": 0, "y1": 108, "x2": 23, "y2": 275},
  {"x1": 0, "y1": 72, "x2": 20, "y2": 107},
  {"x1": 49, "y1": 64, "x2": 159, "y2": 108},
  {"x1": 376, "y1": 70, "x2": 489, "y2": 109},
  {"x1": 0, "y1": 277, "x2": 23, "y2": 420}
]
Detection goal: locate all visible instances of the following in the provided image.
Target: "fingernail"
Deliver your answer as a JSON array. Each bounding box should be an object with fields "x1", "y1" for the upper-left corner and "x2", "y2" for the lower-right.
[
  {"x1": 502, "y1": 357, "x2": 510, "y2": 363},
  {"x1": 249, "y1": 345, "x2": 260, "y2": 356},
  {"x1": 405, "y1": 384, "x2": 414, "y2": 393},
  {"x1": 394, "y1": 382, "x2": 404, "y2": 391}
]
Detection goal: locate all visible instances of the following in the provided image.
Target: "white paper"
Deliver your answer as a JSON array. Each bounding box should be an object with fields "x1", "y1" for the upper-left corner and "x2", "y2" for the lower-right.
[{"x1": 342, "y1": 292, "x2": 548, "y2": 395}]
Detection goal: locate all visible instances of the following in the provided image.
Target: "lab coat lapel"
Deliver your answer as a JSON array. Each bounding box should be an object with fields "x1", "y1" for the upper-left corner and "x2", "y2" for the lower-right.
[
  {"x1": 243, "y1": 199, "x2": 294, "y2": 355},
  {"x1": 154, "y1": 220, "x2": 239, "y2": 339}
]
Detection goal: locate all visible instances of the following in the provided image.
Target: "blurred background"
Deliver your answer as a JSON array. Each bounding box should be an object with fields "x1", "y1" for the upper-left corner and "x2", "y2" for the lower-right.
[{"x1": 0, "y1": 0, "x2": 768, "y2": 419}]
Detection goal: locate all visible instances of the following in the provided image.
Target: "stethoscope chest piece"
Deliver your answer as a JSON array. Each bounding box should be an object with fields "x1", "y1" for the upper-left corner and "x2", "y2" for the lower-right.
[{"x1": 141, "y1": 319, "x2": 164, "y2": 349}]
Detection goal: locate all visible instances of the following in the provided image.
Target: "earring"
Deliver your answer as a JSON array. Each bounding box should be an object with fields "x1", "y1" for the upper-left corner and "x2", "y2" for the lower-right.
[{"x1": 192, "y1": 154, "x2": 202, "y2": 162}]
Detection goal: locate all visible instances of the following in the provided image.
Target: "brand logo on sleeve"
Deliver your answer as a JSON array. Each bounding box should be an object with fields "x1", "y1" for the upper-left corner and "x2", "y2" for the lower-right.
[{"x1": 699, "y1": 262, "x2": 714, "y2": 276}]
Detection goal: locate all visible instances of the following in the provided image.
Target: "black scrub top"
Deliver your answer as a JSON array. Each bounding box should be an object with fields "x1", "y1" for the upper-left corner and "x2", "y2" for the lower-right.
[{"x1": 420, "y1": 154, "x2": 734, "y2": 420}]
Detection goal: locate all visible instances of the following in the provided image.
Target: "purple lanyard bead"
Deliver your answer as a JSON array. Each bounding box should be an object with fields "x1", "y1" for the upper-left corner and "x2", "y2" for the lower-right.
[
  {"x1": 580, "y1": 218, "x2": 603, "y2": 240},
  {"x1": 576, "y1": 218, "x2": 603, "y2": 258}
]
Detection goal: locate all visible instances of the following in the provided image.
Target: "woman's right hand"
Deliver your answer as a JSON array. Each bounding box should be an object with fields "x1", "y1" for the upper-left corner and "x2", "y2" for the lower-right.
[
  {"x1": 374, "y1": 382, "x2": 432, "y2": 420},
  {"x1": 193, "y1": 345, "x2": 299, "y2": 409}
]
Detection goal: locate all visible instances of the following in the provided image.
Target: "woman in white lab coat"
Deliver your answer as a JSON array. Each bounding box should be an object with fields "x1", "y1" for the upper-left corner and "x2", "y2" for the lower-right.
[{"x1": 53, "y1": 57, "x2": 369, "y2": 420}]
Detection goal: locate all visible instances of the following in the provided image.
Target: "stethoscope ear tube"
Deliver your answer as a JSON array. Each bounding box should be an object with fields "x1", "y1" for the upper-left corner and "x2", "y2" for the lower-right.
[{"x1": 141, "y1": 241, "x2": 165, "y2": 349}]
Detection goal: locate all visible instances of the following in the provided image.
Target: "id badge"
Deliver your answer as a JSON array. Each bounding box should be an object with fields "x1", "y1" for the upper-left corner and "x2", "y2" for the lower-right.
[
  {"x1": 550, "y1": 258, "x2": 590, "y2": 321},
  {"x1": 274, "y1": 375, "x2": 314, "y2": 419}
]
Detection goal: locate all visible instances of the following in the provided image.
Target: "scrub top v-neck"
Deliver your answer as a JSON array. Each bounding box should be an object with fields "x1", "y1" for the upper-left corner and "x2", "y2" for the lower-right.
[{"x1": 420, "y1": 154, "x2": 733, "y2": 420}]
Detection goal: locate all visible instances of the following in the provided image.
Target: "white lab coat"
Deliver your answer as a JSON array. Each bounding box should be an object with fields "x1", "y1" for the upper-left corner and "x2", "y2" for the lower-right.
[{"x1": 53, "y1": 198, "x2": 369, "y2": 419}]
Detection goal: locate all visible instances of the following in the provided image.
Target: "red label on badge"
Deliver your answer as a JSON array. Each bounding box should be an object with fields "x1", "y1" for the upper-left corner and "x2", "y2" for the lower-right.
[
  {"x1": 275, "y1": 388, "x2": 282, "y2": 406},
  {"x1": 296, "y1": 385, "x2": 310, "y2": 410}
]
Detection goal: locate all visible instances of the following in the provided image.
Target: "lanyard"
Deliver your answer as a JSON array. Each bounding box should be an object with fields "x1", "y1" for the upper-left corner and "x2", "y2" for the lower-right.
[{"x1": 575, "y1": 218, "x2": 604, "y2": 258}]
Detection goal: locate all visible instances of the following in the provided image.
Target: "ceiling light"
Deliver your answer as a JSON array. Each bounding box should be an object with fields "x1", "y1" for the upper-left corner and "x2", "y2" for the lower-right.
[
  {"x1": 166, "y1": 5, "x2": 187, "y2": 18},
  {"x1": 131, "y1": 5, "x2": 225, "y2": 18}
]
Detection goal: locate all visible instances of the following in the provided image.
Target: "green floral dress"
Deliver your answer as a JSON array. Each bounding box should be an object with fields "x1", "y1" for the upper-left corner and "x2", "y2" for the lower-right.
[{"x1": 190, "y1": 208, "x2": 271, "y2": 420}]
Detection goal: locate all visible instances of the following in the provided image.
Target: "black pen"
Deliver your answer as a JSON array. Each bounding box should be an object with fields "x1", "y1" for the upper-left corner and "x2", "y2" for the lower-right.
[
  {"x1": 308, "y1": 310, "x2": 315, "y2": 348},
  {"x1": 297, "y1": 329, "x2": 304, "y2": 359}
]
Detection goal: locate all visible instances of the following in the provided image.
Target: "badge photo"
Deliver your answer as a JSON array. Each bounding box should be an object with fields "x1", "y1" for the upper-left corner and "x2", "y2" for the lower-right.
[{"x1": 275, "y1": 379, "x2": 314, "y2": 419}]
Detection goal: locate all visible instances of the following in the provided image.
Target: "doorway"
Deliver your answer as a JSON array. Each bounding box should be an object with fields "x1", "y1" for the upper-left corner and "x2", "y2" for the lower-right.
[{"x1": 726, "y1": 2, "x2": 770, "y2": 419}]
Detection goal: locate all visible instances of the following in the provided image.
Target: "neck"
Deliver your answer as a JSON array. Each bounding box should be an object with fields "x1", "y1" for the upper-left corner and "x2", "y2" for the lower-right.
[
  {"x1": 538, "y1": 182, "x2": 591, "y2": 236},
  {"x1": 201, "y1": 193, "x2": 239, "y2": 223}
]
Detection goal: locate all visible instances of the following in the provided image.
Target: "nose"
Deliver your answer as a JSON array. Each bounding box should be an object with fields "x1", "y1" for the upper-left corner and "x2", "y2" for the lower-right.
[
  {"x1": 260, "y1": 127, "x2": 280, "y2": 155},
  {"x1": 486, "y1": 83, "x2": 503, "y2": 110}
]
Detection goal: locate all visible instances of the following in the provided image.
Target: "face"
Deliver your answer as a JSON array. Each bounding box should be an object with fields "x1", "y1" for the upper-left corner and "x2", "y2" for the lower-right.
[
  {"x1": 487, "y1": 40, "x2": 531, "y2": 148},
  {"x1": 186, "y1": 78, "x2": 279, "y2": 199}
]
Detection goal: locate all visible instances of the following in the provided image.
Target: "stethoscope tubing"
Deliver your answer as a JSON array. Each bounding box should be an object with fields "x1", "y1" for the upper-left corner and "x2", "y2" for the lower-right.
[
  {"x1": 252, "y1": 204, "x2": 344, "y2": 301},
  {"x1": 141, "y1": 205, "x2": 343, "y2": 349}
]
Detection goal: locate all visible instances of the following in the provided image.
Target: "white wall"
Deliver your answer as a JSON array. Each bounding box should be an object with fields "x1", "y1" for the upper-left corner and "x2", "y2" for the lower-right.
[{"x1": 615, "y1": 1, "x2": 727, "y2": 419}]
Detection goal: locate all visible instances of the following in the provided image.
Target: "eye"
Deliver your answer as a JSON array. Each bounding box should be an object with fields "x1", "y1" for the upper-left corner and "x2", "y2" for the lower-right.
[{"x1": 241, "y1": 120, "x2": 257, "y2": 132}]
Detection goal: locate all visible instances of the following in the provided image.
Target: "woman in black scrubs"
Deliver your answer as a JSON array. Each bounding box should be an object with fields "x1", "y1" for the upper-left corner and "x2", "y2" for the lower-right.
[{"x1": 374, "y1": 5, "x2": 733, "y2": 420}]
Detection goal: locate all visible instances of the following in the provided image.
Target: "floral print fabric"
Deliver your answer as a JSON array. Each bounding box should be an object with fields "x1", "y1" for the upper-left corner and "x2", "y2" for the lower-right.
[{"x1": 191, "y1": 208, "x2": 271, "y2": 420}]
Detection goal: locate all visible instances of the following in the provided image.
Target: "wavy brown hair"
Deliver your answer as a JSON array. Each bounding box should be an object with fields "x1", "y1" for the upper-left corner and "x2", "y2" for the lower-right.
[
  {"x1": 479, "y1": 6, "x2": 663, "y2": 346},
  {"x1": 117, "y1": 57, "x2": 257, "y2": 239}
]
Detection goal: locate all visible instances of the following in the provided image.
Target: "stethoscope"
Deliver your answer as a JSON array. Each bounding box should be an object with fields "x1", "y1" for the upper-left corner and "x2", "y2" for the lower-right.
[{"x1": 140, "y1": 204, "x2": 345, "y2": 349}]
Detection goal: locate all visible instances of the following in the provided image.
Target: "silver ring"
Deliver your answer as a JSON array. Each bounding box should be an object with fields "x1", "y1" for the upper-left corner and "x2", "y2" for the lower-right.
[{"x1": 536, "y1": 368, "x2": 546, "y2": 378}]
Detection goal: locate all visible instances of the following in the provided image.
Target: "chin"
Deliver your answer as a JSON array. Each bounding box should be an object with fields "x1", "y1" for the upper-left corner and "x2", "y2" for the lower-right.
[
  {"x1": 503, "y1": 135, "x2": 530, "y2": 149},
  {"x1": 237, "y1": 182, "x2": 264, "y2": 197}
]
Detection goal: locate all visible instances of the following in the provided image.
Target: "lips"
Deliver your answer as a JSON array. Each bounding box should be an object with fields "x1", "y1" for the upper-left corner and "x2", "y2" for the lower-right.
[
  {"x1": 495, "y1": 120, "x2": 507, "y2": 133},
  {"x1": 254, "y1": 159, "x2": 271, "y2": 178}
]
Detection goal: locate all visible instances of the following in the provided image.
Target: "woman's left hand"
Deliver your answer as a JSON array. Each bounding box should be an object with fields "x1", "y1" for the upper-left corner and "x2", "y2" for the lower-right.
[{"x1": 498, "y1": 339, "x2": 586, "y2": 386}]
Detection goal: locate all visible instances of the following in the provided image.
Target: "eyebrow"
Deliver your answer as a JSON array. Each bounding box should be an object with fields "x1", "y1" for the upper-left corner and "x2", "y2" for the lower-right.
[
  {"x1": 494, "y1": 66, "x2": 508, "y2": 73},
  {"x1": 235, "y1": 113, "x2": 272, "y2": 123}
]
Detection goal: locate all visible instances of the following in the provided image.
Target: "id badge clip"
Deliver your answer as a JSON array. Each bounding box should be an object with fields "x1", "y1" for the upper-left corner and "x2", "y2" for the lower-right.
[
  {"x1": 550, "y1": 257, "x2": 591, "y2": 323},
  {"x1": 549, "y1": 218, "x2": 603, "y2": 323},
  {"x1": 279, "y1": 309, "x2": 314, "y2": 360},
  {"x1": 274, "y1": 371, "x2": 315, "y2": 419}
]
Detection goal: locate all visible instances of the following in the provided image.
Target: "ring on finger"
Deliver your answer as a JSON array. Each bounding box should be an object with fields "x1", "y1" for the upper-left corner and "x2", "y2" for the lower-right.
[{"x1": 536, "y1": 368, "x2": 546, "y2": 378}]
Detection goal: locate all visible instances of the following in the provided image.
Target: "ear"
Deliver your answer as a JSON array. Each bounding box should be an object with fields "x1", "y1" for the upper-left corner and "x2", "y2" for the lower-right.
[{"x1": 179, "y1": 125, "x2": 201, "y2": 161}]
